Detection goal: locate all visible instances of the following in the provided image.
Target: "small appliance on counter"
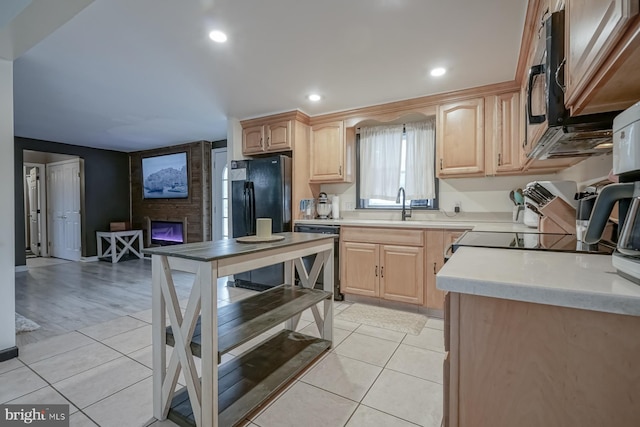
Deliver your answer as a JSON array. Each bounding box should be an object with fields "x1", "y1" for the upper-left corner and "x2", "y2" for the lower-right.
[
  {"x1": 299, "y1": 198, "x2": 315, "y2": 219},
  {"x1": 584, "y1": 101, "x2": 640, "y2": 284},
  {"x1": 316, "y1": 192, "x2": 332, "y2": 219}
]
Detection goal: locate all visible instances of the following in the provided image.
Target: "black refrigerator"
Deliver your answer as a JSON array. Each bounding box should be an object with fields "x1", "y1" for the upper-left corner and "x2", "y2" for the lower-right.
[{"x1": 230, "y1": 155, "x2": 292, "y2": 290}]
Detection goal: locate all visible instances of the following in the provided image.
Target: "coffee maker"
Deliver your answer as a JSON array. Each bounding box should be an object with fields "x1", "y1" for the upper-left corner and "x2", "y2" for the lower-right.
[{"x1": 584, "y1": 101, "x2": 640, "y2": 283}]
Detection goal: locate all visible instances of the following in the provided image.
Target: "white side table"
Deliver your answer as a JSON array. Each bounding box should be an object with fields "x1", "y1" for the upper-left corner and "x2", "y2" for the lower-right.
[{"x1": 96, "y1": 230, "x2": 144, "y2": 263}]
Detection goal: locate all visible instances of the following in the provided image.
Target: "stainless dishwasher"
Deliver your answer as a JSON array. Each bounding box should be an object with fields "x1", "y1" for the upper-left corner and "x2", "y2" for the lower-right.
[{"x1": 293, "y1": 224, "x2": 343, "y2": 301}]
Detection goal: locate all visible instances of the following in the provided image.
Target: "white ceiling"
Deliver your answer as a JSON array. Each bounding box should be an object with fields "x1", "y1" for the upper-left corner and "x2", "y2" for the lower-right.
[{"x1": 11, "y1": 0, "x2": 528, "y2": 152}]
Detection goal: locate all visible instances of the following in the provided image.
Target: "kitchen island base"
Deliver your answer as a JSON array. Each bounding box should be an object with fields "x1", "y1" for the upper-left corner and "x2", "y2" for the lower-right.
[{"x1": 445, "y1": 292, "x2": 640, "y2": 427}]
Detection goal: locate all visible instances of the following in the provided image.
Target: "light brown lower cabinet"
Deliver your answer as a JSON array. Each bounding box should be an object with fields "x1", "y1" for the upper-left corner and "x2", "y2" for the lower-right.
[
  {"x1": 340, "y1": 241, "x2": 378, "y2": 298},
  {"x1": 340, "y1": 227, "x2": 424, "y2": 305},
  {"x1": 425, "y1": 229, "x2": 468, "y2": 311},
  {"x1": 444, "y1": 292, "x2": 640, "y2": 427}
]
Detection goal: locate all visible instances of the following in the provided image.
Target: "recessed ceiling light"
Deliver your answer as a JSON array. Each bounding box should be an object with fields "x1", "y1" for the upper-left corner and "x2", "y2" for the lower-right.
[
  {"x1": 209, "y1": 30, "x2": 227, "y2": 43},
  {"x1": 430, "y1": 67, "x2": 446, "y2": 77},
  {"x1": 308, "y1": 94, "x2": 322, "y2": 102}
]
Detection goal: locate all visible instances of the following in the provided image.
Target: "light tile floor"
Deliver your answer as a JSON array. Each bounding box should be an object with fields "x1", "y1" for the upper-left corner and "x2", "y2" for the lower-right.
[{"x1": 1, "y1": 290, "x2": 445, "y2": 427}]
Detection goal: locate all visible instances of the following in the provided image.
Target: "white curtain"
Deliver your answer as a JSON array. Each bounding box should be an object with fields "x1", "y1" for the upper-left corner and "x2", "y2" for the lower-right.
[
  {"x1": 359, "y1": 124, "x2": 404, "y2": 200},
  {"x1": 405, "y1": 119, "x2": 436, "y2": 200}
]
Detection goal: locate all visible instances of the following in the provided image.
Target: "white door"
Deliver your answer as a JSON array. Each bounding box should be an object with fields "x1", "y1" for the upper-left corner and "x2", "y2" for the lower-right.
[
  {"x1": 48, "y1": 159, "x2": 82, "y2": 261},
  {"x1": 212, "y1": 148, "x2": 228, "y2": 240},
  {"x1": 27, "y1": 167, "x2": 41, "y2": 256}
]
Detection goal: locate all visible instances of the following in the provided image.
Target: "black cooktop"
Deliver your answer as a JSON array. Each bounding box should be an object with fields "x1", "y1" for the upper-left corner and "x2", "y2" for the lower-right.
[{"x1": 451, "y1": 231, "x2": 616, "y2": 255}]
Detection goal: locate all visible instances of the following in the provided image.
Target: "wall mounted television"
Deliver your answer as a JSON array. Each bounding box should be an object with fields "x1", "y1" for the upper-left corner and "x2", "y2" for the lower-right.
[{"x1": 142, "y1": 152, "x2": 188, "y2": 199}]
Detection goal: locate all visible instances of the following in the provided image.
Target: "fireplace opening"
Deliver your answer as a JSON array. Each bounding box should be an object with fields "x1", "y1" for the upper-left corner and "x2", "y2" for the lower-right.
[{"x1": 150, "y1": 220, "x2": 185, "y2": 246}]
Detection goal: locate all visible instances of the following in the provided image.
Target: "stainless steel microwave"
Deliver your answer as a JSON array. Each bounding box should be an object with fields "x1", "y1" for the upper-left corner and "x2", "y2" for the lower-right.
[{"x1": 525, "y1": 9, "x2": 619, "y2": 160}]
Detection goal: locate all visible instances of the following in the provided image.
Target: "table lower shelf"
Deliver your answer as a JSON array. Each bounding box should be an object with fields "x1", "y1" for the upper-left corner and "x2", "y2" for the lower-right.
[
  {"x1": 167, "y1": 329, "x2": 331, "y2": 427},
  {"x1": 166, "y1": 285, "x2": 331, "y2": 361}
]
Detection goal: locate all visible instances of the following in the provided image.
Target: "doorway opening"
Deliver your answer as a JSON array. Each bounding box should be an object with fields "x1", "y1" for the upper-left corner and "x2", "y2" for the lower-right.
[
  {"x1": 212, "y1": 148, "x2": 229, "y2": 241},
  {"x1": 23, "y1": 150, "x2": 83, "y2": 263}
]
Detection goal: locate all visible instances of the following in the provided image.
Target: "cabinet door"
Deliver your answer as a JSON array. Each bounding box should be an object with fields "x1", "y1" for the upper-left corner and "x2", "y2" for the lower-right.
[
  {"x1": 341, "y1": 241, "x2": 379, "y2": 297},
  {"x1": 242, "y1": 125, "x2": 265, "y2": 155},
  {"x1": 565, "y1": 0, "x2": 638, "y2": 111},
  {"x1": 266, "y1": 120, "x2": 292, "y2": 152},
  {"x1": 492, "y1": 91, "x2": 522, "y2": 174},
  {"x1": 380, "y1": 244, "x2": 424, "y2": 305},
  {"x1": 437, "y1": 98, "x2": 485, "y2": 177},
  {"x1": 310, "y1": 121, "x2": 346, "y2": 182},
  {"x1": 425, "y1": 229, "x2": 445, "y2": 310},
  {"x1": 425, "y1": 229, "x2": 467, "y2": 311}
]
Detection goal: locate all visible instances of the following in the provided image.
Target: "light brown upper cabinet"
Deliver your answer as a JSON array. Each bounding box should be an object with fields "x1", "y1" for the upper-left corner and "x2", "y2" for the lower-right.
[
  {"x1": 242, "y1": 120, "x2": 292, "y2": 155},
  {"x1": 437, "y1": 98, "x2": 485, "y2": 177},
  {"x1": 486, "y1": 91, "x2": 522, "y2": 175},
  {"x1": 240, "y1": 111, "x2": 316, "y2": 220},
  {"x1": 565, "y1": 0, "x2": 639, "y2": 115},
  {"x1": 309, "y1": 121, "x2": 354, "y2": 183}
]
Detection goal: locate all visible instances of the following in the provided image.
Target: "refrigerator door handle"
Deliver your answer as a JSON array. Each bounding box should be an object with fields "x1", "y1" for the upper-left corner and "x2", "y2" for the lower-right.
[
  {"x1": 249, "y1": 182, "x2": 256, "y2": 234},
  {"x1": 243, "y1": 182, "x2": 250, "y2": 236}
]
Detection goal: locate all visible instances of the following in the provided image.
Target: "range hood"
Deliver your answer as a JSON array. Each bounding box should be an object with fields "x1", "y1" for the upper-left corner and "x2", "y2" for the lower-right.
[{"x1": 527, "y1": 112, "x2": 618, "y2": 160}]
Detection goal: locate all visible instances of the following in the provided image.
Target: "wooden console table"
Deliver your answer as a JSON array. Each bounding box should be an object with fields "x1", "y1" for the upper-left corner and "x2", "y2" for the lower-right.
[
  {"x1": 96, "y1": 229, "x2": 144, "y2": 263},
  {"x1": 143, "y1": 232, "x2": 335, "y2": 427}
]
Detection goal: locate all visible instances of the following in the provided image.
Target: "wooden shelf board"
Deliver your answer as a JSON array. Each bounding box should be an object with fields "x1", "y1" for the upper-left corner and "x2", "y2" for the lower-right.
[
  {"x1": 166, "y1": 285, "x2": 331, "y2": 359},
  {"x1": 167, "y1": 330, "x2": 331, "y2": 427}
]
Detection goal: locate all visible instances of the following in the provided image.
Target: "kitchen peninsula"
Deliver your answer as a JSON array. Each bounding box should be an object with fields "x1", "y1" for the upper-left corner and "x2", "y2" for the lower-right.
[
  {"x1": 438, "y1": 247, "x2": 640, "y2": 427},
  {"x1": 143, "y1": 233, "x2": 335, "y2": 427}
]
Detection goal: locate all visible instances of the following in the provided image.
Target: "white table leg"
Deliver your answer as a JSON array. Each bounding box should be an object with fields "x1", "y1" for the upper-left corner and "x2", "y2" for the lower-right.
[
  {"x1": 110, "y1": 234, "x2": 117, "y2": 263},
  {"x1": 97, "y1": 234, "x2": 104, "y2": 258},
  {"x1": 136, "y1": 231, "x2": 143, "y2": 259},
  {"x1": 284, "y1": 260, "x2": 296, "y2": 331},
  {"x1": 200, "y1": 261, "x2": 218, "y2": 427},
  {"x1": 152, "y1": 255, "x2": 167, "y2": 420},
  {"x1": 322, "y1": 248, "x2": 334, "y2": 343}
]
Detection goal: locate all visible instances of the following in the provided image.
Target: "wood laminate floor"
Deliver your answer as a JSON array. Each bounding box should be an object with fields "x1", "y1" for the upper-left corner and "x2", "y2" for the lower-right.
[{"x1": 14, "y1": 258, "x2": 195, "y2": 346}]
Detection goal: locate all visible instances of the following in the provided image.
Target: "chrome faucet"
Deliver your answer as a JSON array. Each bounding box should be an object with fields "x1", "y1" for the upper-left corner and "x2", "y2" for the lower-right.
[{"x1": 396, "y1": 187, "x2": 411, "y2": 221}]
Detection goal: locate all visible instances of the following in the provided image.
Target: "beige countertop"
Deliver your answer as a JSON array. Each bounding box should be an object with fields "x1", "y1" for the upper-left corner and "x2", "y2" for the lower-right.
[
  {"x1": 294, "y1": 218, "x2": 534, "y2": 233},
  {"x1": 437, "y1": 247, "x2": 640, "y2": 316}
]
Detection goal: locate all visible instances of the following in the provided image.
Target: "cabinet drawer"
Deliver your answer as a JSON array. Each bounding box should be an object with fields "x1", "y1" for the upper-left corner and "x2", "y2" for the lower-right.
[{"x1": 341, "y1": 227, "x2": 424, "y2": 246}]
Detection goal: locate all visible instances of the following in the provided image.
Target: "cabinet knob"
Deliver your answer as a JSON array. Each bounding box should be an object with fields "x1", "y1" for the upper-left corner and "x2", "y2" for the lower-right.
[
  {"x1": 266, "y1": 136, "x2": 270, "y2": 147},
  {"x1": 497, "y1": 153, "x2": 501, "y2": 166},
  {"x1": 440, "y1": 159, "x2": 443, "y2": 170},
  {"x1": 375, "y1": 265, "x2": 378, "y2": 277},
  {"x1": 339, "y1": 165, "x2": 342, "y2": 176},
  {"x1": 381, "y1": 266, "x2": 384, "y2": 278},
  {"x1": 433, "y1": 262, "x2": 437, "y2": 274}
]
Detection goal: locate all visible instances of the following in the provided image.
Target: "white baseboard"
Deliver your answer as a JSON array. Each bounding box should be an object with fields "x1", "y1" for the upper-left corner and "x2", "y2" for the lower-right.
[
  {"x1": 15, "y1": 265, "x2": 28, "y2": 272},
  {"x1": 81, "y1": 256, "x2": 99, "y2": 262}
]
